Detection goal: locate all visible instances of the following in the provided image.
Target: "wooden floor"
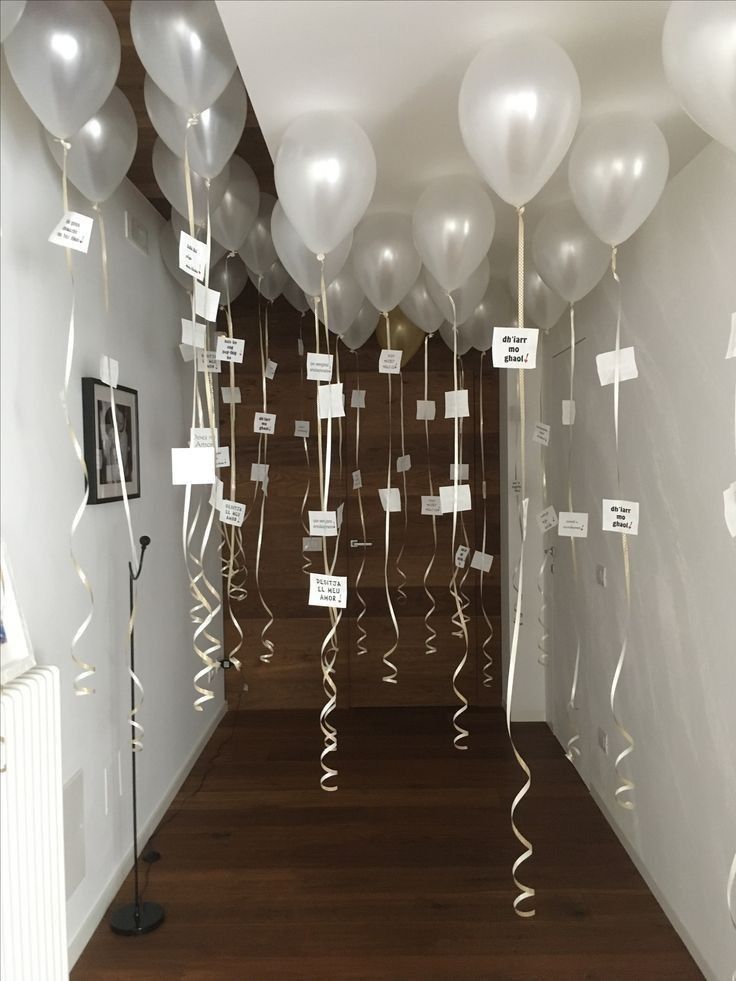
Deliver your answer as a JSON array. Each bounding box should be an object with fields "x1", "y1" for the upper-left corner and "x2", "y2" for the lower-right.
[{"x1": 74, "y1": 707, "x2": 701, "y2": 980}]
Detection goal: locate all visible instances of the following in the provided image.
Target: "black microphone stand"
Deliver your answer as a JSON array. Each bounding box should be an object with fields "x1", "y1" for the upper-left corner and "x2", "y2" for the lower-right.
[{"x1": 110, "y1": 535, "x2": 165, "y2": 936}]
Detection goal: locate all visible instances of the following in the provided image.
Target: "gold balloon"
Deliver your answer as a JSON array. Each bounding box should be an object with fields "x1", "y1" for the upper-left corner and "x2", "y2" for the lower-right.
[{"x1": 374, "y1": 307, "x2": 426, "y2": 367}]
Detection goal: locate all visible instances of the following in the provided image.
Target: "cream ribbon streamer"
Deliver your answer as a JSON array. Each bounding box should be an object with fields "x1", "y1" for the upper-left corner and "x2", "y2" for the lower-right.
[
  {"x1": 298, "y1": 316, "x2": 313, "y2": 579},
  {"x1": 422, "y1": 334, "x2": 438, "y2": 655},
  {"x1": 478, "y1": 350, "x2": 494, "y2": 685},
  {"x1": 394, "y1": 373, "x2": 409, "y2": 604},
  {"x1": 351, "y1": 350, "x2": 369, "y2": 657},
  {"x1": 565, "y1": 303, "x2": 582, "y2": 763},
  {"x1": 536, "y1": 332, "x2": 551, "y2": 671},
  {"x1": 381, "y1": 311, "x2": 400, "y2": 685},
  {"x1": 254, "y1": 296, "x2": 276, "y2": 662},
  {"x1": 454, "y1": 360, "x2": 472, "y2": 642}
]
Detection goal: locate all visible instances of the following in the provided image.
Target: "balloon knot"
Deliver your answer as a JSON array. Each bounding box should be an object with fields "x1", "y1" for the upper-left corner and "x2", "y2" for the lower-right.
[
  {"x1": 316, "y1": 253, "x2": 325, "y2": 263},
  {"x1": 187, "y1": 114, "x2": 200, "y2": 128},
  {"x1": 517, "y1": 205, "x2": 526, "y2": 216},
  {"x1": 56, "y1": 138, "x2": 72, "y2": 151},
  {"x1": 228, "y1": 250, "x2": 237, "y2": 258}
]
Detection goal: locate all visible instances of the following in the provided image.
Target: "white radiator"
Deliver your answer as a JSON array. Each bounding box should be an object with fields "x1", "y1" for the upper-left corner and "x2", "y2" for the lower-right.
[{"x1": 1, "y1": 666, "x2": 68, "y2": 981}]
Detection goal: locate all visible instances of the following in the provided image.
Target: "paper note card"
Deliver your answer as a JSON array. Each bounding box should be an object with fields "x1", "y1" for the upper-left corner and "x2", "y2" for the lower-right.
[
  {"x1": 309, "y1": 510, "x2": 338, "y2": 537},
  {"x1": 602, "y1": 499, "x2": 640, "y2": 535},
  {"x1": 558, "y1": 511, "x2": 589, "y2": 538},
  {"x1": 308, "y1": 572, "x2": 347, "y2": 609},
  {"x1": 254, "y1": 412, "x2": 276, "y2": 435},
  {"x1": 421, "y1": 495, "x2": 442, "y2": 516},
  {"x1": 449, "y1": 463, "x2": 469, "y2": 481},
  {"x1": 209, "y1": 477, "x2": 223, "y2": 509},
  {"x1": 351, "y1": 389, "x2": 366, "y2": 409},
  {"x1": 532, "y1": 422, "x2": 550, "y2": 446},
  {"x1": 536, "y1": 504, "x2": 559, "y2": 534},
  {"x1": 726, "y1": 313, "x2": 736, "y2": 360},
  {"x1": 99, "y1": 355, "x2": 119, "y2": 388},
  {"x1": 455, "y1": 545, "x2": 470, "y2": 568},
  {"x1": 215, "y1": 446, "x2": 230, "y2": 468},
  {"x1": 396, "y1": 454, "x2": 411, "y2": 473},
  {"x1": 352, "y1": 469, "x2": 363, "y2": 489},
  {"x1": 379, "y1": 487, "x2": 401, "y2": 512},
  {"x1": 264, "y1": 359, "x2": 277, "y2": 380},
  {"x1": 216, "y1": 336, "x2": 245, "y2": 364},
  {"x1": 48, "y1": 211, "x2": 93, "y2": 253},
  {"x1": 416, "y1": 399, "x2": 436, "y2": 421},
  {"x1": 317, "y1": 382, "x2": 345, "y2": 419},
  {"x1": 190, "y1": 427, "x2": 216, "y2": 448},
  {"x1": 379, "y1": 349, "x2": 402, "y2": 374},
  {"x1": 197, "y1": 349, "x2": 220, "y2": 373},
  {"x1": 491, "y1": 327, "x2": 539, "y2": 369},
  {"x1": 596, "y1": 346, "x2": 638, "y2": 386},
  {"x1": 562, "y1": 400, "x2": 576, "y2": 425},
  {"x1": 220, "y1": 500, "x2": 245, "y2": 527},
  {"x1": 445, "y1": 389, "x2": 470, "y2": 419},
  {"x1": 178, "y1": 231, "x2": 208, "y2": 280},
  {"x1": 302, "y1": 536, "x2": 322, "y2": 552},
  {"x1": 250, "y1": 462, "x2": 269, "y2": 483},
  {"x1": 306, "y1": 353, "x2": 333, "y2": 381},
  {"x1": 194, "y1": 282, "x2": 220, "y2": 322},
  {"x1": 171, "y1": 447, "x2": 215, "y2": 486},
  {"x1": 181, "y1": 318, "x2": 206, "y2": 348},
  {"x1": 439, "y1": 484, "x2": 472, "y2": 514},
  {"x1": 179, "y1": 343, "x2": 195, "y2": 362},
  {"x1": 294, "y1": 420, "x2": 310, "y2": 437},
  {"x1": 723, "y1": 482, "x2": 736, "y2": 537},
  {"x1": 470, "y1": 550, "x2": 493, "y2": 573}
]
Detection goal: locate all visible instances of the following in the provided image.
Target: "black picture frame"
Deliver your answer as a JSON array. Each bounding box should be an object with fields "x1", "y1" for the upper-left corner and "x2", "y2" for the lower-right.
[{"x1": 82, "y1": 378, "x2": 141, "y2": 505}]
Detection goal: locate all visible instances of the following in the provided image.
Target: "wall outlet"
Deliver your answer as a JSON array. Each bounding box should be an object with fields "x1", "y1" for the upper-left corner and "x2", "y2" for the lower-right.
[
  {"x1": 125, "y1": 211, "x2": 149, "y2": 255},
  {"x1": 596, "y1": 564, "x2": 607, "y2": 587},
  {"x1": 598, "y1": 727, "x2": 608, "y2": 754}
]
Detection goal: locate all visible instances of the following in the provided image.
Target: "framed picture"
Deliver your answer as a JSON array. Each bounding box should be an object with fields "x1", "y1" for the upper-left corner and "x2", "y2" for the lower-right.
[{"x1": 82, "y1": 378, "x2": 141, "y2": 505}]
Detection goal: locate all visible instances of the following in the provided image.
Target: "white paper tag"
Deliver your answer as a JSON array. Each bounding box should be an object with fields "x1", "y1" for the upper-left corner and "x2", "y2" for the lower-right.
[
  {"x1": 449, "y1": 463, "x2": 469, "y2": 481},
  {"x1": 264, "y1": 359, "x2": 277, "y2": 380},
  {"x1": 220, "y1": 499, "x2": 246, "y2": 527},
  {"x1": 455, "y1": 545, "x2": 470, "y2": 568},
  {"x1": 221, "y1": 386, "x2": 241, "y2": 404},
  {"x1": 444, "y1": 389, "x2": 470, "y2": 419},
  {"x1": 190, "y1": 427, "x2": 216, "y2": 448},
  {"x1": 421, "y1": 495, "x2": 442, "y2": 516},
  {"x1": 250, "y1": 462, "x2": 269, "y2": 482},
  {"x1": 596, "y1": 346, "x2": 638, "y2": 386},
  {"x1": 416, "y1": 399, "x2": 436, "y2": 421},
  {"x1": 602, "y1": 499, "x2": 640, "y2": 535},
  {"x1": 352, "y1": 469, "x2": 363, "y2": 490},
  {"x1": 197, "y1": 350, "x2": 220, "y2": 373},
  {"x1": 470, "y1": 550, "x2": 493, "y2": 573},
  {"x1": 379, "y1": 487, "x2": 401, "y2": 512},
  {"x1": 294, "y1": 420, "x2": 310, "y2": 437},
  {"x1": 171, "y1": 447, "x2": 216, "y2": 485},
  {"x1": 194, "y1": 281, "x2": 220, "y2": 322},
  {"x1": 396, "y1": 454, "x2": 412, "y2": 473},
  {"x1": 536, "y1": 504, "x2": 559, "y2": 533},
  {"x1": 216, "y1": 446, "x2": 230, "y2": 468},
  {"x1": 48, "y1": 211, "x2": 93, "y2": 253},
  {"x1": 99, "y1": 355, "x2": 119, "y2": 388},
  {"x1": 302, "y1": 535, "x2": 322, "y2": 552},
  {"x1": 726, "y1": 313, "x2": 736, "y2": 360},
  {"x1": 558, "y1": 511, "x2": 589, "y2": 538},
  {"x1": 336, "y1": 502, "x2": 345, "y2": 528},
  {"x1": 254, "y1": 412, "x2": 276, "y2": 435},
  {"x1": 216, "y1": 335, "x2": 245, "y2": 364},
  {"x1": 309, "y1": 510, "x2": 338, "y2": 536},
  {"x1": 723, "y1": 481, "x2": 736, "y2": 537},
  {"x1": 179, "y1": 343, "x2": 195, "y2": 362},
  {"x1": 178, "y1": 231, "x2": 208, "y2": 280},
  {"x1": 562, "y1": 400, "x2": 576, "y2": 425},
  {"x1": 306, "y1": 353, "x2": 333, "y2": 381},
  {"x1": 532, "y1": 422, "x2": 550, "y2": 446},
  {"x1": 181, "y1": 318, "x2": 206, "y2": 348},
  {"x1": 209, "y1": 477, "x2": 223, "y2": 509},
  {"x1": 308, "y1": 572, "x2": 347, "y2": 609},
  {"x1": 439, "y1": 484, "x2": 472, "y2": 513},
  {"x1": 298, "y1": 337, "x2": 305, "y2": 357},
  {"x1": 350, "y1": 389, "x2": 366, "y2": 409},
  {"x1": 491, "y1": 327, "x2": 539, "y2": 369},
  {"x1": 317, "y1": 382, "x2": 345, "y2": 419},
  {"x1": 379, "y1": 349, "x2": 402, "y2": 374}
]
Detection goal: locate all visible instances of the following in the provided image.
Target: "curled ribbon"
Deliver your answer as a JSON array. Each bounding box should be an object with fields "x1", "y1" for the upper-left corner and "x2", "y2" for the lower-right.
[
  {"x1": 254, "y1": 295, "x2": 275, "y2": 662},
  {"x1": 351, "y1": 350, "x2": 368, "y2": 657},
  {"x1": 422, "y1": 334, "x2": 438, "y2": 656},
  {"x1": 565, "y1": 302, "x2": 582, "y2": 763},
  {"x1": 536, "y1": 333, "x2": 551, "y2": 671},
  {"x1": 381, "y1": 311, "x2": 400, "y2": 685},
  {"x1": 478, "y1": 350, "x2": 494, "y2": 685},
  {"x1": 298, "y1": 317, "x2": 313, "y2": 579},
  {"x1": 394, "y1": 373, "x2": 408, "y2": 604}
]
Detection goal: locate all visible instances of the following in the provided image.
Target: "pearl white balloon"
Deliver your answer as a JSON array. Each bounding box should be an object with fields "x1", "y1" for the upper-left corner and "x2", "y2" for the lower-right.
[
  {"x1": 209, "y1": 255, "x2": 249, "y2": 306},
  {"x1": 439, "y1": 321, "x2": 473, "y2": 357},
  {"x1": 662, "y1": 1, "x2": 736, "y2": 154},
  {"x1": 240, "y1": 193, "x2": 278, "y2": 276},
  {"x1": 399, "y1": 269, "x2": 444, "y2": 334},
  {"x1": 568, "y1": 112, "x2": 669, "y2": 247},
  {"x1": 0, "y1": 0, "x2": 26, "y2": 43},
  {"x1": 352, "y1": 212, "x2": 421, "y2": 314},
  {"x1": 248, "y1": 259, "x2": 287, "y2": 302},
  {"x1": 275, "y1": 111, "x2": 377, "y2": 256},
  {"x1": 341, "y1": 300, "x2": 381, "y2": 352},
  {"x1": 307, "y1": 269, "x2": 364, "y2": 336},
  {"x1": 426, "y1": 257, "x2": 491, "y2": 326},
  {"x1": 271, "y1": 200, "x2": 352, "y2": 298},
  {"x1": 531, "y1": 201, "x2": 610, "y2": 303},
  {"x1": 152, "y1": 138, "x2": 228, "y2": 227},
  {"x1": 463, "y1": 279, "x2": 516, "y2": 352},
  {"x1": 282, "y1": 278, "x2": 310, "y2": 313},
  {"x1": 412, "y1": 176, "x2": 495, "y2": 292},
  {"x1": 210, "y1": 156, "x2": 259, "y2": 252},
  {"x1": 508, "y1": 262, "x2": 566, "y2": 331}
]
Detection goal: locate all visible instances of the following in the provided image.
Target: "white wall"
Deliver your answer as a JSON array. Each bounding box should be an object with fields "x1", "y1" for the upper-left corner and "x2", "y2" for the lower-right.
[
  {"x1": 542, "y1": 142, "x2": 736, "y2": 980},
  {"x1": 0, "y1": 59, "x2": 225, "y2": 964}
]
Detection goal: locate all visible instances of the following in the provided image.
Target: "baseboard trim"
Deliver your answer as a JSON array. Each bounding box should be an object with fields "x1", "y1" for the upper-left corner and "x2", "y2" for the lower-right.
[{"x1": 67, "y1": 701, "x2": 227, "y2": 968}]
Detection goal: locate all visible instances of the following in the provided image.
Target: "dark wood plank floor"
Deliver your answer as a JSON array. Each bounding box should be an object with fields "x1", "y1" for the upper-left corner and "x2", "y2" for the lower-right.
[{"x1": 73, "y1": 707, "x2": 701, "y2": 980}]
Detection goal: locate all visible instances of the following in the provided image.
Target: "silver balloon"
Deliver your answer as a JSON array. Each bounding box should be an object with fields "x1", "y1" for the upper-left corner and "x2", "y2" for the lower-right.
[
  {"x1": 439, "y1": 321, "x2": 472, "y2": 357},
  {"x1": 508, "y1": 262, "x2": 566, "y2": 331},
  {"x1": 399, "y1": 269, "x2": 444, "y2": 334},
  {"x1": 170, "y1": 207, "x2": 226, "y2": 267},
  {"x1": 248, "y1": 259, "x2": 287, "y2": 302},
  {"x1": 568, "y1": 112, "x2": 670, "y2": 247},
  {"x1": 351, "y1": 212, "x2": 421, "y2": 314},
  {"x1": 211, "y1": 155, "x2": 259, "y2": 251},
  {"x1": 130, "y1": 0, "x2": 235, "y2": 115},
  {"x1": 662, "y1": 1, "x2": 736, "y2": 154},
  {"x1": 209, "y1": 255, "x2": 249, "y2": 306},
  {"x1": 306, "y1": 269, "x2": 364, "y2": 336},
  {"x1": 464, "y1": 278, "x2": 516, "y2": 352},
  {"x1": 282, "y1": 278, "x2": 310, "y2": 313},
  {"x1": 144, "y1": 72, "x2": 246, "y2": 180},
  {"x1": 531, "y1": 201, "x2": 610, "y2": 303},
  {"x1": 0, "y1": 0, "x2": 26, "y2": 43},
  {"x1": 426, "y1": 257, "x2": 491, "y2": 326},
  {"x1": 240, "y1": 192, "x2": 278, "y2": 276},
  {"x1": 4, "y1": 0, "x2": 120, "y2": 139},
  {"x1": 341, "y1": 300, "x2": 381, "y2": 352},
  {"x1": 159, "y1": 221, "x2": 193, "y2": 291},
  {"x1": 274, "y1": 111, "x2": 377, "y2": 256},
  {"x1": 271, "y1": 200, "x2": 352, "y2": 298},
  {"x1": 44, "y1": 88, "x2": 136, "y2": 203},
  {"x1": 458, "y1": 32, "x2": 581, "y2": 207},
  {"x1": 152, "y1": 138, "x2": 228, "y2": 227},
  {"x1": 412, "y1": 175, "x2": 495, "y2": 293}
]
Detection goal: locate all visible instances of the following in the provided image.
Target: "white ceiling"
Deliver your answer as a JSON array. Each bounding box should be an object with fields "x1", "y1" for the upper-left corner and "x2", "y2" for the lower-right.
[{"x1": 217, "y1": 0, "x2": 709, "y2": 269}]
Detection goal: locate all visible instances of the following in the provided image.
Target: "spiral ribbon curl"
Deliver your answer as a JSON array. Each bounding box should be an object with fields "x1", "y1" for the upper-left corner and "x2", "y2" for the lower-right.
[
  {"x1": 381, "y1": 311, "x2": 400, "y2": 685},
  {"x1": 422, "y1": 334, "x2": 438, "y2": 656}
]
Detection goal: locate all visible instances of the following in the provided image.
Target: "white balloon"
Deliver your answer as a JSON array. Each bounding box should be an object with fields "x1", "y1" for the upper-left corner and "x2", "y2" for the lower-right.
[
  {"x1": 508, "y1": 262, "x2": 566, "y2": 331},
  {"x1": 275, "y1": 111, "x2": 376, "y2": 256},
  {"x1": 240, "y1": 193, "x2": 278, "y2": 276},
  {"x1": 531, "y1": 201, "x2": 610, "y2": 303},
  {"x1": 351, "y1": 212, "x2": 421, "y2": 314},
  {"x1": 248, "y1": 259, "x2": 287, "y2": 301},
  {"x1": 271, "y1": 200, "x2": 352, "y2": 298},
  {"x1": 210, "y1": 155, "x2": 259, "y2": 252},
  {"x1": 306, "y1": 269, "x2": 364, "y2": 336},
  {"x1": 0, "y1": 0, "x2": 26, "y2": 43},
  {"x1": 399, "y1": 269, "x2": 444, "y2": 334},
  {"x1": 209, "y1": 255, "x2": 249, "y2": 305},
  {"x1": 463, "y1": 279, "x2": 516, "y2": 352},
  {"x1": 662, "y1": 1, "x2": 736, "y2": 154},
  {"x1": 568, "y1": 112, "x2": 669, "y2": 247},
  {"x1": 459, "y1": 32, "x2": 581, "y2": 207},
  {"x1": 439, "y1": 321, "x2": 472, "y2": 357},
  {"x1": 282, "y1": 278, "x2": 310, "y2": 313},
  {"x1": 341, "y1": 300, "x2": 381, "y2": 352},
  {"x1": 152, "y1": 138, "x2": 228, "y2": 227},
  {"x1": 426, "y1": 258, "x2": 491, "y2": 326}
]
